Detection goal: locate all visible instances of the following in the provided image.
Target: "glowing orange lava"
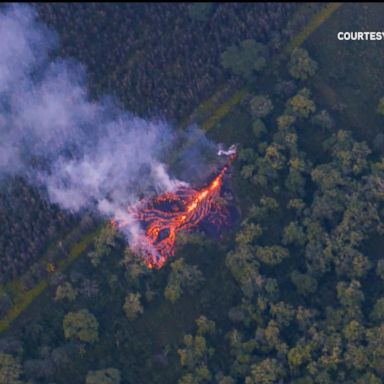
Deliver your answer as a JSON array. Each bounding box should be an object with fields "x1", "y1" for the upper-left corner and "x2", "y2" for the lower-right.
[{"x1": 113, "y1": 149, "x2": 236, "y2": 269}]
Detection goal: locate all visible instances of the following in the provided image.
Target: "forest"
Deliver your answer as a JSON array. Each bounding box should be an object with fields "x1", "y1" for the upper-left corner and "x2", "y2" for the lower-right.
[{"x1": 2, "y1": 3, "x2": 384, "y2": 384}]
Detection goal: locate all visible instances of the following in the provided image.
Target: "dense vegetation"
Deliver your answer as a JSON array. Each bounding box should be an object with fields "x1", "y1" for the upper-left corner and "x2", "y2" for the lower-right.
[
  {"x1": 3, "y1": 3, "x2": 384, "y2": 384},
  {"x1": 36, "y1": 3, "x2": 297, "y2": 120},
  {"x1": 0, "y1": 178, "x2": 74, "y2": 285}
]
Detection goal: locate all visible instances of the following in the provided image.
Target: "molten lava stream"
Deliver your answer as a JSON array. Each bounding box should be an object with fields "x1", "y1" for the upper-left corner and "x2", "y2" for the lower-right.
[{"x1": 114, "y1": 150, "x2": 236, "y2": 269}]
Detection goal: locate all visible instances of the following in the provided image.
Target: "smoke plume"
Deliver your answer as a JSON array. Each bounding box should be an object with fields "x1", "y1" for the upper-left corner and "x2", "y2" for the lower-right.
[{"x1": 0, "y1": 4, "x2": 219, "y2": 243}]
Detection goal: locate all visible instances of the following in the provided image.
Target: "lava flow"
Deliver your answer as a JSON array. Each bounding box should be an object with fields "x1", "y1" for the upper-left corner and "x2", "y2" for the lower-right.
[{"x1": 113, "y1": 145, "x2": 237, "y2": 269}]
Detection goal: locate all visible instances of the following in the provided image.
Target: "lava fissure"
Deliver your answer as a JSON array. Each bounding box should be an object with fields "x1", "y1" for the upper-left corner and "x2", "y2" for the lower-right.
[{"x1": 113, "y1": 145, "x2": 237, "y2": 269}]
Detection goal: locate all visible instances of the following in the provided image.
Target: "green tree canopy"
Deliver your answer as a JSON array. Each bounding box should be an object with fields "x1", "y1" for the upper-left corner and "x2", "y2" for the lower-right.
[
  {"x1": 286, "y1": 88, "x2": 316, "y2": 119},
  {"x1": 249, "y1": 95, "x2": 273, "y2": 118},
  {"x1": 63, "y1": 309, "x2": 99, "y2": 344},
  {"x1": 221, "y1": 40, "x2": 268, "y2": 80},
  {"x1": 377, "y1": 97, "x2": 384, "y2": 115},
  {"x1": 88, "y1": 225, "x2": 119, "y2": 267},
  {"x1": 164, "y1": 259, "x2": 204, "y2": 303},
  {"x1": 55, "y1": 282, "x2": 77, "y2": 302},
  {"x1": 0, "y1": 353, "x2": 23, "y2": 384},
  {"x1": 288, "y1": 48, "x2": 318, "y2": 80},
  {"x1": 255, "y1": 245, "x2": 289, "y2": 266},
  {"x1": 291, "y1": 270, "x2": 318, "y2": 296},
  {"x1": 252, "y1": 119, "x2": 267, "y2": 138},
  {"x1": 246, "y1": 358, "x2": 285, "y2": 384},
  {"x1": 123, "y1": 292, "x2": 143, "y2": 321},
  {"x1": 370, "y1": 297, "x2": 384, "y2": 323},
  {"x1": 85, "y1": 368, "x2": 121, "y2": 384}
]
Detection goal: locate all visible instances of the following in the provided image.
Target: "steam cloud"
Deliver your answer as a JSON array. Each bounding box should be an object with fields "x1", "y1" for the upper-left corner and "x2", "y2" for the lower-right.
[{"x1": 0, "y1": 4, "x2": 219, "y2": 243}]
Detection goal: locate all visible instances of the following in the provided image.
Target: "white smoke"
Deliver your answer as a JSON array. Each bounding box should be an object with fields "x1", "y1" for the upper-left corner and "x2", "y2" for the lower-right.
[
  {"x1": 0, "y1": 4, "x2": 233, "y2": 249},
  {"x1": 0, "y1": 4, "x2": 189, "y2": 242},
  {"x1": 218, "y1": 144, "x2": 237, "y2": 157}
]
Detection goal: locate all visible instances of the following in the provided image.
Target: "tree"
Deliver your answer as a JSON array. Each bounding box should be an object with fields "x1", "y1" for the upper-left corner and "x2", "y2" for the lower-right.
[
  {"x1": 255, "y1": 320, "x2": 284, "y2": 353},
  {"x1": 286, "y1": 88, "x2": 316, "y2": 119},
  {"x1": 217, "y1": 376, "x2": 236, "y2": 384},
  {"x1": 0, "y1": 353, "x2": 23, "y2": 384},
  {"x1": 179, "y1": 366, "x2": 211, "y2": 384},
  {"x1": 236, "y1": 223, "x2": 262, "y2": 246},
  {"x1": 283, "y1": 222, "x2": 306, "y2": 246},
  {"x1": 269, "y1": 301, "x2": 295, "y2": 327},
  {"x1": 287, "y1": 343, "x2": 312, "y2": 369},
  {"x1": 221, "y1": 40, "x2": 268, "y2": 80},
  {"x1": 370, "y1": 297, "x2": 384, "y2": 322},
  {"x1": 164, "y1": 259, "x2": 204, "y2": 303},
  {"x1": 88, "y1": 225, "x2": 118, "y2": 267},
  {"x1": 238, "y1": 147, "x2": 257, "y2": 163},
  {"x1": 55, "y1": 282, "x2": 77, "y2": 302},
  {"x1": 252, "y1": 119, "x2": 266, "y2": 138},
  {"x1": 336, "y1": 280, "x2": 364, "y2": 320},
  {"x1": 86, "y1": 368, "x2": 121, "y2": 384},
  {"x1": 376, "y1": 259, "x2": 384, "y2": 280},
  {"x1": 288, "y1": 48, "x2": 318, "y2": 80},
  {"x1": 287, "y1": 198, "x2": 306, "y2": 212},
  {"x1": 196, "y1": 316, "x2": 215, "y2": 336},
  {"x1": 291, "y1": 271, "x2": 317, "y2": 296},
  {"x1": 63, "y1": 309, "x2": 99, "y2": 343},
  {"x1": 377, "y1": 97, "x2": 384, "y2": 115},
  {"x1": 342, "y1": 320, "x2": 364, "y2": 343},
  {"x1": 344, "y1": 344, "x2": 368, "y2": 371},
  {"x1": 176, "y1": 315, "x2": 217, "y2": 383},
  {"x1": 264, "y1": 143, "x2": 286, "y2": 171},
  {"x1": 255, "y1": 245, "x2": 289, "y2": 266},
  {"x1": 356, "y1": 372, "x2": 382, "y2": 384},
  {"x1": 123, "y1": 292, "x2": 143, "y2": 321},
  {"x1": 311, "y1": 164, "x2": 344, "y2": 192},
  {"x1": 123, "y1": 247, "x2": 149, "y2": 283},
  {"x1": 337, "y1": 280, "x2": 364, "y2": 308},
  {"x1": 249, "y1": 95, "x2": 273, "y2": 118},
  {"x1": 276, "y1": 114, "x2": 296, "y2": 130},
  {"x1": 246, "y1": 358, "x2": 285, "y2": 384},
  {"x1": 194, "y1": 365, "x2": 212, "y2": 382},
  {"x1": 164, "y1": 279, "x2": 183, "y2": 303},
  {"x1": 366, "y1": 325, "x2": 384, "y2": 376},
  {"x1": 178, "y1": 373, "x2": 198, "y2": 384},
  {"x1": 225, "y1": 245, "x2": 261, "y2": 298},
  {"x1": 178, "y1": 334, "x2": 213, "y2": 370}
]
